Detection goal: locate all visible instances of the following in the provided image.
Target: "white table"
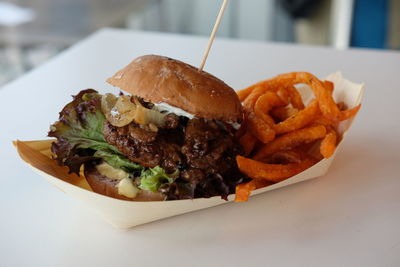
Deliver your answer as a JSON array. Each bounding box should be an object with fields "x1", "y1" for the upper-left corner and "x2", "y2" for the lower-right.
[{"x1": 1, "y1": 28, "x2": 399, "y2": 267}]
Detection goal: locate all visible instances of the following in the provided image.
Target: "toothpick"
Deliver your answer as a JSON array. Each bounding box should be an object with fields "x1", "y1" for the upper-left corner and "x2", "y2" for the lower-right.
[{"x1": 198, "y1": 0, "x2": 229, "y2": 72}]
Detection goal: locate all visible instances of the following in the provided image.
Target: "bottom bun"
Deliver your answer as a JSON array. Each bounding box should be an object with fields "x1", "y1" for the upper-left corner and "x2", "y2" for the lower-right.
[{"x1": 84, "y1": 163, "x2": 165, "y2": 201}]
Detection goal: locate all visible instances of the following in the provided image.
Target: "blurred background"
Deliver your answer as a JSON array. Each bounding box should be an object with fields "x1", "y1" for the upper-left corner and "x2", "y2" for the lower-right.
[{"x1": 0, "y1": 0, "x2": 399, "y2": 86}]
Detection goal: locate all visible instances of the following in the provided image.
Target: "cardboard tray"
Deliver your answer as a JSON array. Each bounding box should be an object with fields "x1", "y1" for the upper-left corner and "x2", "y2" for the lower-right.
[{"x1": 14, "y1": 72, "x2": 364, "y2": 229}]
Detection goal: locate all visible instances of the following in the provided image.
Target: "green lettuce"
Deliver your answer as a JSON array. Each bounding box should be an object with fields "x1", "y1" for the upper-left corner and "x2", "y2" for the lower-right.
[
  {"x1": 48, "y1": 89, "x2": 127, "y2": 174},
  {"x1": 94, "y1": 150, "x2": 142, "y2": 172},
  {"x1": 139, "y1": 166, "x2": 178, "y2": 192},
  {"x1": 50, "y1": 91, "x2": 118, "y2": 151}
]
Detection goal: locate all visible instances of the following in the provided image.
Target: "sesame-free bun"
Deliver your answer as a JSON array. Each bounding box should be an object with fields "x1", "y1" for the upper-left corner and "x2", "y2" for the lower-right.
[{"x1": 107, "y1": 55, "x2": 243, "y2": 123}]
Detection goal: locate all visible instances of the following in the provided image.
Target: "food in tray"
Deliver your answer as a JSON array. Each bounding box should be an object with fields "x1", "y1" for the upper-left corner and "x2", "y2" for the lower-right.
[{"x1": 47, "y1": 55, "x2": 361, "y2": 202}]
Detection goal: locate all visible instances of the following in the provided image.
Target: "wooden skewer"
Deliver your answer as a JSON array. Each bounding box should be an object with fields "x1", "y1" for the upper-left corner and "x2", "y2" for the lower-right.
[{"x1": 198, "y1": 0, "x2": 229, "y2": 72}]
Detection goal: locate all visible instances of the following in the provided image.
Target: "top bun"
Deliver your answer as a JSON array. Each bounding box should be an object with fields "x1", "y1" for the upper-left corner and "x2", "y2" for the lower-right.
[{"x1": 106, "y1": 55, "x2": 243, "y2": 123}]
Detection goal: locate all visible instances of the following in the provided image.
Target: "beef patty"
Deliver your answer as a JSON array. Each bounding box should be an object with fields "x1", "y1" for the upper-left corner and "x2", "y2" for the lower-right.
[{"x1": 103, "y1": 114, "x2": 244, "y2": 199}]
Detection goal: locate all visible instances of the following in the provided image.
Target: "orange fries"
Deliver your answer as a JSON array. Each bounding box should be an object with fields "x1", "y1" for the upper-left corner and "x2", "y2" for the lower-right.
[
  {"x1": 267, "y1": 149, "x2": 306, "y2": 164},
  {"x1": 237, "y1": 155, "x2": 317, "y2": 183},
  {"x1": 242, "y1": 86, "x2": 265, "y2": 110},
  {"x1": 239, "y1": 130, "x2": 257, "y2": 156},
  {"x1": 271, "y1": 106, "x2": 299, "y2": 121},
  {"x1": 234, "y1": 72, "x2": 361, "y2": 201},
  {"x1": 339, "y1": 104, "x2": 361, "y2": 121},
  {"x1": 275, "y1": 72, "x2": 343, "y2": 121},
  {"x1": 237, "y1": 86, "x2": 257, "y2": 102},
  {"x1": 254, "y1": 125, "x2": 327, "y2": 160},
  {"x1": 274, "y1": 100, "x2": 320, "y2": 134},
  {"x1": 320, "y1": 129, "x2": 337, "y2": 158},
  {"x1": 286, "y1": 85, "x2": 305, "y2": 109},
  {"x1": 247, "y1": 111, "x2": 275, "y2": 143},
  {"x1": 323, "y1": 80, "x2": 334, "y2": 93},
  {"x1": 235, "y1": 180, "x2": 256, "y2": 202}
]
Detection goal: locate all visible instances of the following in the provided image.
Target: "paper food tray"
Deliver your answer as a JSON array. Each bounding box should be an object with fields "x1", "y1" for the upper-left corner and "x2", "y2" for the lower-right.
[{"x1": 14, "y1": 72, "x2": 364, "y2": 229}]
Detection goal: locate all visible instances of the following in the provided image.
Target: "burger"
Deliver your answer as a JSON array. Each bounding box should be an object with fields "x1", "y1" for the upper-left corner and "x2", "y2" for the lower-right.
[{"x1": 48, "y1": 55, "x2": 245, "y2": 201}]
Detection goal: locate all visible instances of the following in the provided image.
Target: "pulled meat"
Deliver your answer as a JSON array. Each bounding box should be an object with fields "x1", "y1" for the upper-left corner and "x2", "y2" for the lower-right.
[{"x1": 103, "y1": 114, "x2": 244, "y2": 200}]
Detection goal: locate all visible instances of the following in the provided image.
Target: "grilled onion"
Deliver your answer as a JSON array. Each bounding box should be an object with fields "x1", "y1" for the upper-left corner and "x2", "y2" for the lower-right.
[{"x1": 101, "y1": 94, "x2": 165, "y2": 127}]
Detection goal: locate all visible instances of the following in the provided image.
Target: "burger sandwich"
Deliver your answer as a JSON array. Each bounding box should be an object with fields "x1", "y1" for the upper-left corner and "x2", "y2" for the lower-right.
[{"x1": 48, "y1": 55, "x2": 245, "y2": 201}]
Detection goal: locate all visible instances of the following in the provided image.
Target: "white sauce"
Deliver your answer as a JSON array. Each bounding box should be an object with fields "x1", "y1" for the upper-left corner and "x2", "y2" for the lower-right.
[
  {"x1": 95, "y1": 162, "x2": 139, "y2": 198},
  {"x1": 117, "y1": 178, "x2": 139, "y2": 198},
  {"x1": 96, "y1": 162, "x2": 129, "y2": 180},
  {"x1": 229, "y1": 122, "x2": 241, "y2": 130},
  {"x1": 153, "y1": 102, "x2": 241, "y2": 129},
  {"x1": 154, "y1": 102, "x2": 194, "y2": 119}
]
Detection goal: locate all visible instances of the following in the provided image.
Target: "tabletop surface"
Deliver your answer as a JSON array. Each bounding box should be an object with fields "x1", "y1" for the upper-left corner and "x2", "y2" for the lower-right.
[{"x1": 0, "y1": 28, "x2": 399, "y2": 267}]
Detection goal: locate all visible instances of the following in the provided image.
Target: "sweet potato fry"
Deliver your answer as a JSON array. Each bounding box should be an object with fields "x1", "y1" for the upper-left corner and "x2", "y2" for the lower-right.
[
  {"x1": 239, "y1": 130, "x2": 257, "y2": 156},
  {"x1": 274, "y1": 100, "x2": 320, "y2": 134},
  {"x1": 247, "y1": 111, "x2": 275, "y2": 143},
  {"x1": 255, "y1": 91, "x2": 286, "y2": 113},
  {"x1": 312, "y1": 104, "x2": 360, "y2": 125},
  {"x1": 286, "y1": 85, "x2": 305, "y2": 109},
  {"x1": 254, "y1": 91, "x2": 285, "y2": 126},
  {"x1": 323, "y1": 80, "x2": 334, "y2": 94},
  {"x1": 234, "y1": 178, "x2": 275, "y2": 201},
  {"x1": 255, "y1": 110, "x2": 276, "y2": 127},
  {"x1": 311, "y1": 116, "x2": 335, "y2": 128},
  {"x1": 274, "y1": 72, "x2": 342, "y2": 121},
  {"x1": 266, "y1": 149, "x2": 305, "y2": 164},
  {"x1": 242, "y1": 86, "x2": 265, "y2": 111},
  {"x1": 236, "y1": 155, "x2": 318, "y2": 182},
  {"x1": 237, "y1": 85, "x2": 257, "y2": 102},
  {"x1": 235, "y1": 180, "x2": 256, "y2": 202},
  {"x1": 320, "y1": 129, "x2": 337, "y2": 158},
  {"x1": 239, "y1": 78, "x2": 280, "y2": 104},
  {"x1": 271, "y1": 106, "x2": 299, "y2": 122},
  {"x1": 254, "y1": 92, "x2": 285, "y2": 127},
  {"x1": 339, "y1": 104, "x2": 361, "y2": 121},
  {"x1": 254, "y1": 125, "x2": 327, "y2": 160},
  {"x1": 337, "y1": 101, "x2": 347, "y2": 111},
  {"x1": 276, "y1": 87, "x2": 290, "y2": 105}
]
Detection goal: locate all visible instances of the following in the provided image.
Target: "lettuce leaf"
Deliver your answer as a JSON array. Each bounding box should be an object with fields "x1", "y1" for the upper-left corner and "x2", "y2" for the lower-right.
[
  {"x1": 94, "y1": 150, "x2": 142, "y2": 172},
  {"x1": 48, "y1": 89, "x2": 138, "y2": 174},
  {"x1": 139, "y1": 166, "x2": 178, "y2": 192}
]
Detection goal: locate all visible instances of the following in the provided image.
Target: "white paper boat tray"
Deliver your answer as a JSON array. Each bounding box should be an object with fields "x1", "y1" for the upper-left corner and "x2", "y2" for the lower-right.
[{"x1": 14, "y1": 72, "x2": 364, "y2": 229}]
